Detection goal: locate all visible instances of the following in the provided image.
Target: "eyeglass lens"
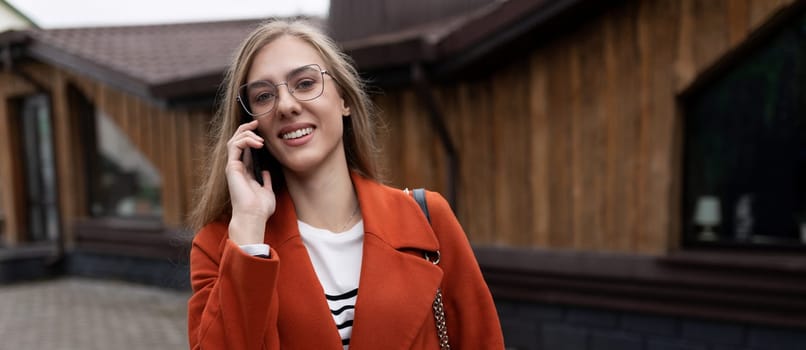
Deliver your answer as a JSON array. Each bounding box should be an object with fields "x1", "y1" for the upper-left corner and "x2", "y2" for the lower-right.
[{"x1": 240, "y1": 64, "x2": 324, "y2": 116}]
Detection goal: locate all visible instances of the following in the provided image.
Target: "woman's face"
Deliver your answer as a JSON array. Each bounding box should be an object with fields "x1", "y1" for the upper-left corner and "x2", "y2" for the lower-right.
[{"x1": 245, "y1": 35, "x2": 350, "y2": 177}]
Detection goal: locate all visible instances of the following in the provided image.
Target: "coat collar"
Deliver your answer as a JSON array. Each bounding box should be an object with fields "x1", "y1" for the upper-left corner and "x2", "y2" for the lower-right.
[
  {"x1": 265, "y1": 172, "x2": 439, "y2": 253},
  {"x1": 264, "y1": 172, "x2": 444, "y2": 350}
]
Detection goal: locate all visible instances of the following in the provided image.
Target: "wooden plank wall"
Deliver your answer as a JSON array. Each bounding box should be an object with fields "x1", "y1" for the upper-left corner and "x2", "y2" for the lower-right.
[
  {"x1": 0, "y1": 63, "x2": 211, "y2": 246},
  {"x1": 375, "y1": 0, "x2": 796, "y2": 254},
  {"x1": 65, "y1": 73, "x2": 211, "y2": 230},
  {"x1": 0, "y1": 70, "x2": 38, "y2": 244}
]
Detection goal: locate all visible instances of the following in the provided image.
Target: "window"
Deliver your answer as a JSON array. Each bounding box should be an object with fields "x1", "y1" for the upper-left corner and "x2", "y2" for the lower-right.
[
  {"x1": 90, "y1": 110, "x2": 162, "y2": 218},
  {"x1": 20, "y1": 94, "x2": 60, "y2": 241},
  {"x1": 683, "y1": 10, "x2": 806, "y2": 247}
]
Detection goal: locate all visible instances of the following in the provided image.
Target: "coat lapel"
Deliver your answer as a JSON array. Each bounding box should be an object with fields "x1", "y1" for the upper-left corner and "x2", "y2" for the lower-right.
[
  {"x1": 266, "y1": 191, "x2": 344, "y2": 350},
  {"x1": 263, "y1": 174, "x2": 444, "y2": 349},
  {"x1": 348, "y1": 175, "x2": 444, "y2": 350}
]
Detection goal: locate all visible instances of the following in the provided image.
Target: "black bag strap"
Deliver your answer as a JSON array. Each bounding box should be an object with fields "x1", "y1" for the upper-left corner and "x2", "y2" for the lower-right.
[
  {"x1": 408, "y1": 187, "x2": 451, "y2": 349},
  {"x1": 412, "y1": 188, "x2": 431, "y2": 224}
]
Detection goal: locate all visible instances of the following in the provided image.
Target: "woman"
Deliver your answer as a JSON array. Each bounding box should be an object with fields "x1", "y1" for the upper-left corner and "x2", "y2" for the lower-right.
[{"x1": 187, "y1": 19, "x2": 504, "y2": 349}]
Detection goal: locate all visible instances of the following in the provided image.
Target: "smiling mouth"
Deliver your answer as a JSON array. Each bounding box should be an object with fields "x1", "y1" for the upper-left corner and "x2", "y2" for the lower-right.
[{"x1": 280, "y1": 127, "x2": 314, "y2": 140}]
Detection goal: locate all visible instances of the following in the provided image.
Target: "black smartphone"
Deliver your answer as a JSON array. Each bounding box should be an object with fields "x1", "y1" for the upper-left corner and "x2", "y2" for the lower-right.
[{"x1": 241, "y1": 113, "x2": 271, "y2": 186}]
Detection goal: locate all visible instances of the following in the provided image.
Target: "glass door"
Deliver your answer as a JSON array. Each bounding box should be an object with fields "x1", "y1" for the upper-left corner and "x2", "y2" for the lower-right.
[{"x1": 21, "y1": 94, "x2": 60, "y2": 242}]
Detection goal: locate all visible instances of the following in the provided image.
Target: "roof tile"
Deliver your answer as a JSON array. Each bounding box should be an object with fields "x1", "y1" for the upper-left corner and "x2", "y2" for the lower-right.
[{"x1": 29, "y1": 19, "x2": 262, "y2": 86}]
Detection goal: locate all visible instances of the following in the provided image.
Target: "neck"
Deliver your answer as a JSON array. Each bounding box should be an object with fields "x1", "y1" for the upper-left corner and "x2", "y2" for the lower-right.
[{"x1": 283, "y1": 162, "x2": 359, "y2": 232}]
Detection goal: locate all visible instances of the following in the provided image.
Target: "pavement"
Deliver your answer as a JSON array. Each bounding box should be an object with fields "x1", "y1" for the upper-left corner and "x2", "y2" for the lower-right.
[{"x1": 0, "y1": 277, "x2": 190, "y2": 350}]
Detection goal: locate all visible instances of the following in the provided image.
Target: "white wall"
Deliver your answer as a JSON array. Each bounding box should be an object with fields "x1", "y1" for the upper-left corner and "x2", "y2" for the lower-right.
[{"x1": 0, "y1": 3, "x2": 32, "y2": 31}]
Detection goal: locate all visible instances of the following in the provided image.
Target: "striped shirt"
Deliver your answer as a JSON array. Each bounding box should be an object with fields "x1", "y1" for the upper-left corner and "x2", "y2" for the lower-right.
[{"x1": 299, "y1": 220, "x2": 364, "y2": 350}]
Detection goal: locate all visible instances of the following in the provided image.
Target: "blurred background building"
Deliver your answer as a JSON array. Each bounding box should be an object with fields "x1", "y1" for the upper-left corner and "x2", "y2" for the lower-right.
[
  {"x1": 0, "y1": 0, "x2": 804, "y2": 349},
  {"x1": 0, "y1": 0, "x2": 34, "y2": 32}
]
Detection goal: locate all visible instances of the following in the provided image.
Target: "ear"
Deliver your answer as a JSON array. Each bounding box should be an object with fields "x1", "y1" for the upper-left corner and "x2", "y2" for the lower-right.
[{"x1": 340, "y1": 98, "x2": 351, "y2": 117}]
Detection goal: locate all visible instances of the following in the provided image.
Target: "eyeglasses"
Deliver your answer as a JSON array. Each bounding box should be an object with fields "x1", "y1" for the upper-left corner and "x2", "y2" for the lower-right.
[{"x1": 237, "y1": 64, "x2": 330, "y2": 117}]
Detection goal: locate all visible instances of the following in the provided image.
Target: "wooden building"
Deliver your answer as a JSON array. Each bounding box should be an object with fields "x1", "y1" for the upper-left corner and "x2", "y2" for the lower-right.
[
  {"x1": 0, "y1": 0, "x2": 804, "y2": 347},
  {"x1": 333, "y1": 0, "x2": 806, "y2": 348},
  {"x1": 0, "y1": 20, "x2": 260, "y2": 281}
]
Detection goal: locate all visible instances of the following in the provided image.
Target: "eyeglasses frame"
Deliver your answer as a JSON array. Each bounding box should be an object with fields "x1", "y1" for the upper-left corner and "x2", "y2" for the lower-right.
[{"x1": 236, "y1": 63, "x2": 332, "y2": 118}]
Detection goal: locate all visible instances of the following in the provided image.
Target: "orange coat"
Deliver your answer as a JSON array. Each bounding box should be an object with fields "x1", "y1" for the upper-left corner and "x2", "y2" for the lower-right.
[{"x1": 187, "y1": 173, "x2": 505, "y2": 349}]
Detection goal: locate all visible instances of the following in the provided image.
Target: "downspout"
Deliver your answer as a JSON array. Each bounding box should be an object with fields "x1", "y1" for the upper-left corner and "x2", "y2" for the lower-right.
[{"x1": 410, "y1": 63, "x2": 458, "y2": 209}]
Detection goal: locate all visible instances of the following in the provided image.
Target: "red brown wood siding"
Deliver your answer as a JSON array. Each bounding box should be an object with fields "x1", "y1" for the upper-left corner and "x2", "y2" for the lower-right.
[{"x1": 374, "y1": 0, "x2": 797, "y2": 254}]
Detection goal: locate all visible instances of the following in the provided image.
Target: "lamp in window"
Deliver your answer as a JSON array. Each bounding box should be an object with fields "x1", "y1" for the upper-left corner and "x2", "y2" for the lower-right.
[{"x1": 694, "y1": 196, "x2": 721, "y2": 241}]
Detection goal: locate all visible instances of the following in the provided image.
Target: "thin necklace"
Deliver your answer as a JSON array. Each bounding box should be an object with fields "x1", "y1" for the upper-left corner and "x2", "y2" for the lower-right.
[{"x1": 338, "y1": 204, "x2": 360, "y2": 232}]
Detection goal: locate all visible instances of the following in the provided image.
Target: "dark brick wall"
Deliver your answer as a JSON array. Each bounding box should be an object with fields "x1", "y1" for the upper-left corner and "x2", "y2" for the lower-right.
[
  {"x1": 0, "y1": 248, "x2": 189, "y2": 289},
  {"x1": 0, "y1": 245, "x2": 62, "y2": 284},
  {"x1": 65, "y1": 251, "x2": 189, "y2": 290},
  {"x1": 496, "y1": 299, "x2": 806, "y2": 350},
  {"x1": 0, "y1": 255, "x2": 60, "y2": 283}
]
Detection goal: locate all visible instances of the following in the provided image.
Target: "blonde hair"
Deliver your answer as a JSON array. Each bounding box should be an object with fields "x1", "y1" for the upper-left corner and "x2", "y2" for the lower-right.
[{"x1": 188, "y1": 19, "x2": 383, "y2": 232}]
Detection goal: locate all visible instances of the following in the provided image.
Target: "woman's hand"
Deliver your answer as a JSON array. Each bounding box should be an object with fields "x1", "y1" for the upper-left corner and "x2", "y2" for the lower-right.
[{"x1": 225, "y1": 120, "x2": 275, "y2": 245}]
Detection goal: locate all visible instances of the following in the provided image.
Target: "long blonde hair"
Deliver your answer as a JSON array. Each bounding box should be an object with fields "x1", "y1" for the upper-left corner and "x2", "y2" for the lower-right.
[{"x1": 188, "y1": 19, "x2": 383, "y2": 232}]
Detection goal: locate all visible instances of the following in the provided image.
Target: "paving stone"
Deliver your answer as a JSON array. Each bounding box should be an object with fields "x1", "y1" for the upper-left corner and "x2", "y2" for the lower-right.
[{"x1": 0, "y1": 277, "x2": 190, "y2": 350}]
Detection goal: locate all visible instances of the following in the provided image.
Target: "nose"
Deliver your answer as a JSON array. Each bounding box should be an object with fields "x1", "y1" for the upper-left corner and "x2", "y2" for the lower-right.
[{"x1": 274, "y1": 82, "x2": 301, "y2": 118}]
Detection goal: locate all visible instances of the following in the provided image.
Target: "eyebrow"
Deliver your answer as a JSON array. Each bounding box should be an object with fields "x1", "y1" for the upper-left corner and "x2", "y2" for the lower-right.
[
  {"x1": 247, "y1": 64, "x2": 320, "y2": 86},
  {"x1": 286, "y1": 64, "x2": 319, "y2": 77}
]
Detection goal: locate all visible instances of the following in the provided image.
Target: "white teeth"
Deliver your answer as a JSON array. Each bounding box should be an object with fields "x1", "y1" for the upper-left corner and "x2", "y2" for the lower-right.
[{"x1": 281, "y1": 127, "x2": 313, "y2": 140}]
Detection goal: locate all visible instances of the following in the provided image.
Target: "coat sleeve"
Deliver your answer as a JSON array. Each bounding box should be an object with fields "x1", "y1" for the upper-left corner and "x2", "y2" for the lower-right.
[
  {"x1": 187, "y1": 221, "x2": 280, "y2": 350},
  {"x1": 426, "y1": 191, "x2": 506, "y2": 349}
]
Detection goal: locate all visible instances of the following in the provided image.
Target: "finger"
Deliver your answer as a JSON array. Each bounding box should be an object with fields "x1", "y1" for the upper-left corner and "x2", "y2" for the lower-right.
[
  {"x1": 229, "y1": 129, "x2": 264, "y2": 151},
  {"x1": 227, "y1": 137, "x2": 264, "y2": 163},
  {"x1": 227, "y1": 140, "x2": 243, "y2": 163},
  {"x1": 261, "y1": 170, "x2": 273, "y2": 191},
  {"x1": 239, "y1": 130, "x2": 264, "y2": 142},
  {"x1": 233, "y1": 134, "x2": 264, "y2": 148},
  {"x1": 232, "y1": 129, "x2": 264, "y2": 143},
  {"x1": 242, "y1": 144, "x2": 253, "y2": 170},
  {"x1": 235, "y1": 119, "x2": 260, "y2": 133}
]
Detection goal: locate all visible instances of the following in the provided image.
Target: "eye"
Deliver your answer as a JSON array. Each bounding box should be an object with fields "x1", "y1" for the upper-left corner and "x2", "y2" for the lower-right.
[
  {"x1": 253, "y1": 91, "x2": 276, "y2": 104},
  {"x1": 294, "y1": 79, "x2": 316, "y2": 91}
]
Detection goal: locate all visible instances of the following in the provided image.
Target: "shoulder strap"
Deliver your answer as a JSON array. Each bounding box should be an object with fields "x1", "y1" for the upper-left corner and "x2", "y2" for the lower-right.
[
  {"x1": 408, "y1": 188, "x2": 451, "y2": 349},
  {"x1": 412, "y1": 188, "x2": 431, "y2": 224}
]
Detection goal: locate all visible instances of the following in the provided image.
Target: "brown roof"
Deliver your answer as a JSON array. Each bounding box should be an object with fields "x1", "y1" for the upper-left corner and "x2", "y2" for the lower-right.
[
  {"x1": 25, "y1": 19, "x2": 264, "y2": 102},
  {"x1": 3, "y1": 1, "x2": 604, "y2": 104},
  {"x1": 343, "y1": 0, "x2": 611, "y2": 81}
]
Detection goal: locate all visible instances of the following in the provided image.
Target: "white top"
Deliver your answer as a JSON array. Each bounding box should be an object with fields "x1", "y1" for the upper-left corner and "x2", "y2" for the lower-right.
[
  {"x1": 239, "y1": 243, "x2": 269, "y2": 256},
  {"x1": 299, "y1": 219, "x2": 364, "y2": 350}
]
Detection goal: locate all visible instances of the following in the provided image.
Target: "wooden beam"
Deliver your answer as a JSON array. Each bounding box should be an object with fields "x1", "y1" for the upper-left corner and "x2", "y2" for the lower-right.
[
  {"x1": 476, "y1": 245, "x2": 806, "y2": 329},
  {"x1": 50, "y1": 69, "x2": 81, "y2": 248}
]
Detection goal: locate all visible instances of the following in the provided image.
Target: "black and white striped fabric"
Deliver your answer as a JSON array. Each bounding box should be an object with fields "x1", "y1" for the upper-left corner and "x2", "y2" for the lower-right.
[
  {"x1": 327, "y1": 288, "x2": 358, "y2": 348},
  {"x1": 298, "y1": 220, "x2": 364, "y2": 350}
]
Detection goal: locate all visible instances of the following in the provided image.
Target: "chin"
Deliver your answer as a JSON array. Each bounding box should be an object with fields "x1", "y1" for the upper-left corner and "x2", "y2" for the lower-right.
[
  {"x1": 272, "y1": 141, "x2": 346, "y2": 176},
  {"x1": 278, "y1": 153, "x2": 326, "y2": 175}
]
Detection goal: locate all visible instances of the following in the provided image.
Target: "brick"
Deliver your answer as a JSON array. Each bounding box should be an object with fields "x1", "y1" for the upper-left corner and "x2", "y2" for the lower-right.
[
  {"x1": 647, "y1": 337, "x2": 708, "y2": 350},
  {"x1": 713, "y1": 346, "x2": 750, "y2": 350},
  {"x1": 0, "y1": 277, "x2": 189, "y2": 349},
  {"x1": 496, "y1": 300, "x2": 522, "y2": 320},
  {"x1": 567, "y1": 308, "x2": 618, "y2": 329},
  {"x1": 517, "y1": 303, "x2": 565, "y2": 322},
  {"x1": 680, "y1": 319, "x2": 744, "y2": 345},
  {"x1": 590, "y1": 330, "x2": 642, "y2": 350},
  {"x1": 501, "y1": 319, "x2": 540, "y2": 350},
  {"x1": 542, "y1": 324, "x2": 587, "y2": 350},
  {"x1": 621, "y1": 313, "x2": 677, "y2": 337},
  {"x1": 747, "y1": 327, "x2": 806, "y2": 350}
]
